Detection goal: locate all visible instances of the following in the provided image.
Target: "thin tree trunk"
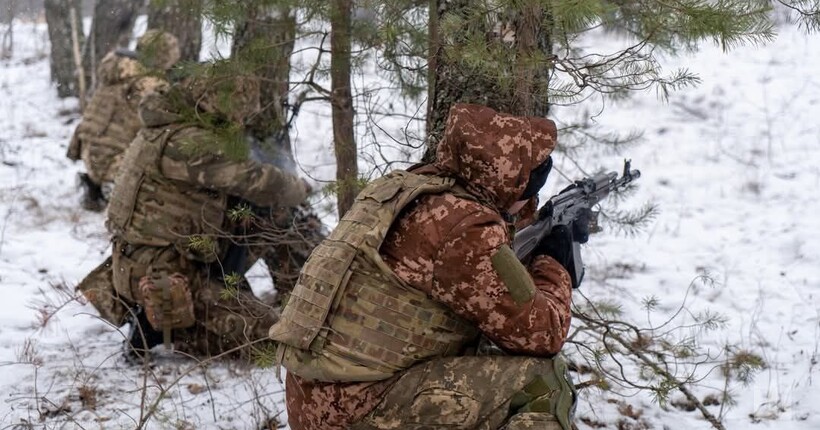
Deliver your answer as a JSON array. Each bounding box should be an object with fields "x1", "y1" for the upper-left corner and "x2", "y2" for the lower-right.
[
  {"x1": 86, "y1": 0, "x2": 139, "y2": 87},
  {"x1": 147, "y1": 0, "x2": 202, "y2": 62},
  {"x1": 70, "y1": 7, "x2": 87, "y2": 111},
  {"x1": 231, "y1": 5, "x2": 326, "y2": 300},
  {"x1": 330, "y1": 0, "x2": 357, "y2": 218},
  {"x1": 1, "y1": 0, "x2": 14, "y2": 60},
  {"x1": 44, "y1": 0, "x2": 84, "y2": 98},
  {"x1": 425, "y1": 0, "x2": 552, "y2": 161}
]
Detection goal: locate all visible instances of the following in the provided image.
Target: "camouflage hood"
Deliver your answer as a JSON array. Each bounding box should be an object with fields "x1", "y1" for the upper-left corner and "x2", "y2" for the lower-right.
[
  {"x1": 432, "y1": 104, "x2": 557, "y2": 211},
  {"x1": 97, "y1": 52, "x2": 145, "y2": 86},
  {"x1": 136, "y1": 30, "x2": 181, "y2": 71}
]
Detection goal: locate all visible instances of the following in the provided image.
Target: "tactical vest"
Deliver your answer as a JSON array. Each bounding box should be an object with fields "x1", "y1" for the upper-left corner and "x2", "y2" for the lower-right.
[
  {"x1": 73, "y1": 78, "x2": 146, "y2": 183},
  {"x1": 107, "y1": 126, "x2": 227, "y2": 262},
  {"x1": 270, "y1": 171, "x2": 481, "y2": 382}
]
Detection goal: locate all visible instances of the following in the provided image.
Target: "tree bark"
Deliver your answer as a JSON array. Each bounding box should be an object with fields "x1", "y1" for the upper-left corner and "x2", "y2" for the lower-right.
[
  {"x1": 330, "y1": 0, "x2": 358, "y2": 218},
  {"x1": 86, "y1": 0, "x2": 139, "y2": 86},
  {"x1": 425, "y1": 0, "x2": 552, "y2": 161},
  {"x1": 44, "y1": 0, "x2": 84, "y2": 98},
  {"x1": 231, "y1": 4, "x2": 295, "y2": 148},
  {"x1": 147, "y1": 0, "x2": 202, "y2": 62},
  {"x1": 230, "y1": 6, "x2": 328, "y2": 298}
]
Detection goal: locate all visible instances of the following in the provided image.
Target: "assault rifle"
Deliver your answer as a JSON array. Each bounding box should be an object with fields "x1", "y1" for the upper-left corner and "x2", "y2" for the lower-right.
[{"x1": 513, "y1": 160, "x2": 641, "y2": 285}]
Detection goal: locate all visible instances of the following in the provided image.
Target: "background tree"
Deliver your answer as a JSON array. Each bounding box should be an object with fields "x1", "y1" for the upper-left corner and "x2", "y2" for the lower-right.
[
  {"x1": 424, "y1": 1, "x2": 780, "y2": 160},
  {"x1": 86, "y1": 0, "x2": 139, "y2": 87},
  {"x1": 231, "y1": 3, "x2": 296, "y2": 153},
  {"x1": 1, "y1": 0, "x2": 14, "y2": 60},
  {"x1": 329, "y1": 0, "x2": 357, "y2": 216},
  {"x1": 44, "y1": 0, "x2": 84, "y2": 97},
  {"x1": 425, "y1": 0, "x2": 552, "y2": 160},
  {"x1": 147, "y1": 0, "x2": 202, "y2": 62}
]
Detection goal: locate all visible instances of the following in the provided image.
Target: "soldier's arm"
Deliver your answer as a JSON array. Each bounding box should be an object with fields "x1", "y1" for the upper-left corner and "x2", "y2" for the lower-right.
[
  {"x1": 160, "y1": 129, "x2": 309, "y2": 208},
  {"x1": 431, "y1": 209, "x2": 572, "y2": 356}
]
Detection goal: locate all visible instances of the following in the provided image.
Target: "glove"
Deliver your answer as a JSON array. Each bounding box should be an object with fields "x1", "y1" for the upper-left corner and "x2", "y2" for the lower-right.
[
  {"x1": 532, "y1": 207, "x2": 593, "y2": 289},
  {"x1": 533, "y1": 225, "x2": 573, "y2": 269}
]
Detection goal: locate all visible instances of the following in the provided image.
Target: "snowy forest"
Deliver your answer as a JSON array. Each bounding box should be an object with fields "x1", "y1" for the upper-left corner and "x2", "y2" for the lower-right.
[{"x1": 1, "y1": 0, "x2": 820, "y2": 429}]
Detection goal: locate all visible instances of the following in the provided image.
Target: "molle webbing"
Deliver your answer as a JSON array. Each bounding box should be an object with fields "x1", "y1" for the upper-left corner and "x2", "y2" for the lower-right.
[
  {"x1": 272, "y1": 171, "x2": 479, "y2": 381},
  {"x1": 106, "y1": 127, "x2": 226, "y2": 259},
  {"x1": 322, "y1": 261, "x2": 477, "y2": 374},
  {"x1": 78, "y1": 84, "x2": 141, "y2": 153}
]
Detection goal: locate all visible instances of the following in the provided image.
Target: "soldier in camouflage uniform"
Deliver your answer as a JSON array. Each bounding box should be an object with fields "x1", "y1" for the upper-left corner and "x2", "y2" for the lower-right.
[
  {"x1": 77, "y1": 67, "x2": 311, "y2": 360},
  {"x1": 67, "y1": 30, "x2": 181, "y2": 212},
  {"x1": 270, "y1": 104, "x2": 579, "y2": 429}
]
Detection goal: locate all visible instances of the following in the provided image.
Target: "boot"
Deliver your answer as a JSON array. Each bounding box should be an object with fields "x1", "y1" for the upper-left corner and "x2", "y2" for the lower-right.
[
  {"x1": 78, "y1": 172, "x2": 106, "y2": 212},
  {"x1": 123, "y1": 307, "x2": 164, "y2": 364}
]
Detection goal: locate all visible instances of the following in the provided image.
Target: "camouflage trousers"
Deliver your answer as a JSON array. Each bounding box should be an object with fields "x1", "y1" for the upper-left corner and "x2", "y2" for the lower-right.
[
  {"x1": 349, "y1": 355, "x2": 576, "y2": 430},
  {"x1": 77, "y1": 241, "x2": 279, "y2": 359},
  {"x1": 80, "y1": 140, "x2": 122, "y2": 186}
]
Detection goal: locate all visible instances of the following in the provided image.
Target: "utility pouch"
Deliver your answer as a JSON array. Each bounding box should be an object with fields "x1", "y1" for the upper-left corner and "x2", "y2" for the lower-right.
[{"x1": 139, "y1": 267, "x2": 196, "y2": 334}]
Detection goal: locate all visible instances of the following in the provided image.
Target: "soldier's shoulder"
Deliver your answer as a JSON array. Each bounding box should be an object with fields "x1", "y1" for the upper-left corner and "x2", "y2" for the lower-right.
[{"x1": 420, "y1": 192, "x2": 502, "y2": 225}]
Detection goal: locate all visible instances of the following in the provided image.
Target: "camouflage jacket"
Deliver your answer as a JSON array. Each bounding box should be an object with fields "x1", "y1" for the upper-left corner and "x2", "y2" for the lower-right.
[
  {"x1": 67, "y1": 51, "x2": 167, "y2": 183},
  {"x1": 285, "y1": 104, "x2": 574, "y2": 430},
  {"x1": 107, "y1": 89, "x2": 309, "y2": 261}
]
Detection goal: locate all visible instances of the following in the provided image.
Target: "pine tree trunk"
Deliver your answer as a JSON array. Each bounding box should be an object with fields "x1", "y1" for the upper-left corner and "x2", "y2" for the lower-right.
[
  {"x1": 231, "y1": 6, "x2": 326, "y2": 296},
  {"x1": 87, "y1": 0, "x2": 138, "y2": 85},
  {"x1": 231, "y1": 5, "x2": 295, "y2": 148},
  {"x1": 44, "y1": 0, "x2": 84, "y2": 98},
  {"x1": 425, "y1": 0, "x2": 552, "y2": 161},
  {"x1": 147, "y1": 0, "x2": 202, "y2": 62},
  {"x1": 330, "y1": 0, "x2": 357, "y2": 218}
]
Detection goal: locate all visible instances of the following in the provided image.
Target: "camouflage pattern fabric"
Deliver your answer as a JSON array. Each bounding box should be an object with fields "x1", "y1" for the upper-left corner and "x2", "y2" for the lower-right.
[
  {"x1": 112, "y1": 242, "x2": 278, "y2": 358},
  {"x1": 80, "y1": 77, "x2": 310, "y2": 358},
  {"x1": 67, "y1": 51, "x2": 168, "y2": 185},
  {"x1": 183, "y1": 73, "x2": 262, "y2": 124},
  {"x1": 282, "y1": 103, "x2": 574, "y2": 429},
  {"x1": 288, "y1": 356, "x2": 574, "y2": 430},
  {"x1": 77, "y1": 243, "x2": 276, "y2": 358},
  {"x1": 76, "y1": 256, "x2": 128, "y2": 326},
  {"x1": 270, "y1": 172, "x2": 480, "y2": 382},
  {"x1": 135, "y1": 30, "x2": 181, "y2": 71},
  {"x1": 140, "y1": 270, "x2": 196, "y2": 330},
  {"x1": 106, "y1": 89, "x2": 310, "y2": 261}
]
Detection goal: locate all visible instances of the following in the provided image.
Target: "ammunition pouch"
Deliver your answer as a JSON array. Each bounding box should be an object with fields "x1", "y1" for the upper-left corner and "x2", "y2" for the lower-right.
[
  {"x1": 139, "y1": 267, "x2": 196, "y2": 331},
  {"x1": 112, "y1": 241, "x2": 191, "y2": 306}
]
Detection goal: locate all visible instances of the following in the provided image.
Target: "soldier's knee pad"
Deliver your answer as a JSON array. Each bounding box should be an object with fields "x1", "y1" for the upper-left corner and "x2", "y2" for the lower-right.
[{"x1": 509, "y1": 356, "x2": 577, "y2": 430}]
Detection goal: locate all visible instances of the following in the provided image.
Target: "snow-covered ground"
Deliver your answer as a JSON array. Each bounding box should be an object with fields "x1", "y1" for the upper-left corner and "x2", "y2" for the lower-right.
[{"x1": 1, "y1": 17, "x2": 819, "y2": 430}]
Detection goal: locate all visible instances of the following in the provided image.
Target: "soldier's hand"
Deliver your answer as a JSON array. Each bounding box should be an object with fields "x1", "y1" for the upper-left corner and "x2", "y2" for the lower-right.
[
  {"x1": 533, "y1": 225, "x2": 573, "y2": 269},
  {"x1": 532, "y1": 207, "x2": 592, "y2": 289}
]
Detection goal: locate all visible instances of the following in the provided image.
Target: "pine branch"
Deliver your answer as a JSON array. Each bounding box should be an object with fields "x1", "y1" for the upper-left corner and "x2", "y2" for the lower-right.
[{"x1": 576, "y1": 311, "x2": 727, "y2": 430}]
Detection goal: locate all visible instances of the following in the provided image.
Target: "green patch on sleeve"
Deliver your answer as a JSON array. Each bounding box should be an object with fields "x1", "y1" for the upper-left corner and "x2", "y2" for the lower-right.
[{"x1": 491, "y1": 245, "x2": 536, "y2": 305}]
